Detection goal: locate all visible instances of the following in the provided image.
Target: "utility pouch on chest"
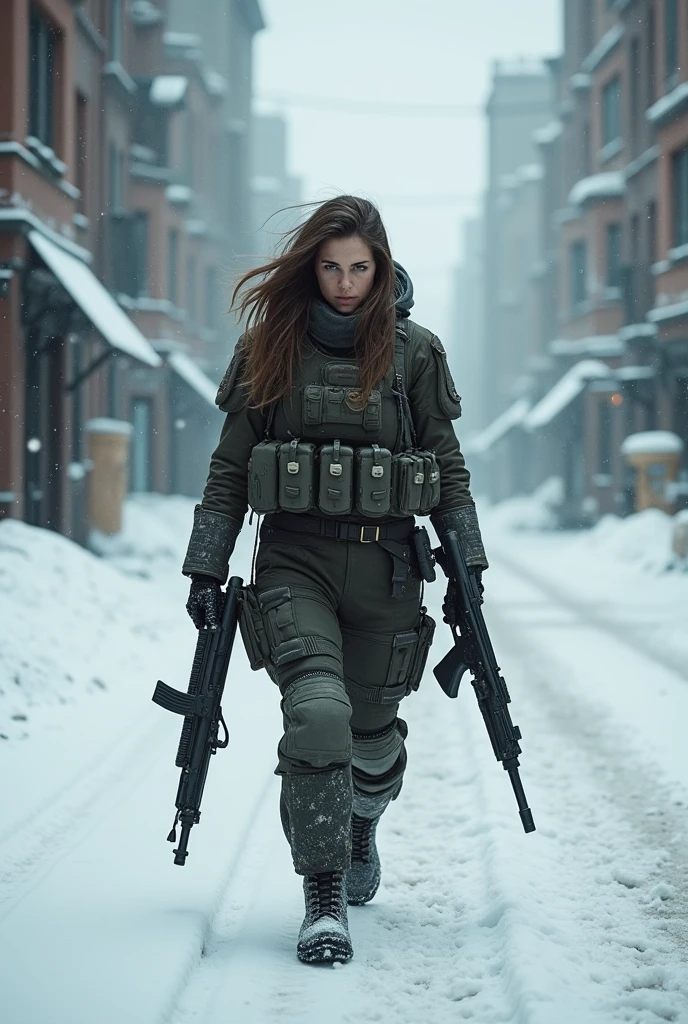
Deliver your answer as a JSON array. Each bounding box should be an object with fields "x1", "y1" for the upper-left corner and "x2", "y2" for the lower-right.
[
  {"x1": 393, "y1": 453, "x2": 426, "y2": 515},
  {"x1": 248, "y1": 441, "x2": 281, "y2": 513},
  {"x1": 419, "y1": 452, "x2": 441, "y2": 514},
  {"x1": 356, "y1": 445, "x2": 392, "y2": 517},
  {"x1": 278, "y1": 439, "x2": 316, "y2": 512},
  {"x1": 301, "y1": 385, "x2": 382, "y2": 433},
  {"x1": 318, "y1": 440, "x2": 354, "y2": 515}
]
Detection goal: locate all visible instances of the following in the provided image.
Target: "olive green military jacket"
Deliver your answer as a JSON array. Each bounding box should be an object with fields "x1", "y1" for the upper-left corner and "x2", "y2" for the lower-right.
[{"x1": 201, "y1": 319, "x2": 475, "y2": 525}]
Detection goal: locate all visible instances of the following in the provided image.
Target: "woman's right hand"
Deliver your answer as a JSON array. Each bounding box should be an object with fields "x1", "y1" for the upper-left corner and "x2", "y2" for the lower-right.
[{"x1": 186, "y1": 574, "x2": 223, "y2": 630}]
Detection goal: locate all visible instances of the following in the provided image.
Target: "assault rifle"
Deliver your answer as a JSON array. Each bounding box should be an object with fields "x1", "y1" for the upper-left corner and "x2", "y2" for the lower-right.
[
  {"x1": 433, "y1": 531, "x2": 535, "y2": 834},
  {"x1": 152, "y1": 575, "x2": 243, "y2": 864}
]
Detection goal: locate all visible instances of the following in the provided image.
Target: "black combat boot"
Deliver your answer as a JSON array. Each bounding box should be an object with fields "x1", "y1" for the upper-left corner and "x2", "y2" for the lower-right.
[
  {"x1": 346, "y1": 791, "x2": 391, "y2": 906},
  {"x1": 297, "y1": 871, "x2": 353, "y2": 964}
]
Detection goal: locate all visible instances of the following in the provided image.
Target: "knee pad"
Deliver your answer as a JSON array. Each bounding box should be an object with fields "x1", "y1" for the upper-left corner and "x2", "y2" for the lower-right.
[
  {"x1": 351, "y1": 717, "x2": 407, "y2": 779},
  {"x1": 280, "y1": 674, "x2": 352, "y2": 769}
]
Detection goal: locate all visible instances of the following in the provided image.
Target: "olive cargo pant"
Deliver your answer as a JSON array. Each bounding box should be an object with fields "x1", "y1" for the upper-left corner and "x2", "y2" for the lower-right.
[{"x1": 247, "y1": 523, "x2": 433, "y2": 876}]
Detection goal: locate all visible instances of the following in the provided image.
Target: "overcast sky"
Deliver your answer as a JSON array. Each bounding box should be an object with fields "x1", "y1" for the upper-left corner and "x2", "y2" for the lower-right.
[{"x1": 254, "y1": 0, "x2": 562, "y2": 340}]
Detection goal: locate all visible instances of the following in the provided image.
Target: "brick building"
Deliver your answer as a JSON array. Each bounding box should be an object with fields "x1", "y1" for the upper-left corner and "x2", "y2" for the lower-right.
[
  {"x1": 468, "y1": 0, "x2": 688, "y2": 522},
  {"x1": 0, "y1": 0, "x2": 266, "y2": 542}
]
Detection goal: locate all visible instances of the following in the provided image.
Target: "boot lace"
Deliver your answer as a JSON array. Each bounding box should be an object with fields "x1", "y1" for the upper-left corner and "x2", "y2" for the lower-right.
[
  {"x1": 306, "y1": 871, "x2": 345, "y2": 920},
  {"x1": 351, "y1": 813, "x2": 374, "y2": 864}
]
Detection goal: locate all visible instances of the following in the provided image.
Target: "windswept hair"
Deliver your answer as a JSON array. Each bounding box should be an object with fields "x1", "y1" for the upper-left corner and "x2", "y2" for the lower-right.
[{"x1": 231, "y1": 195, "x2": 397, "y2": 409}]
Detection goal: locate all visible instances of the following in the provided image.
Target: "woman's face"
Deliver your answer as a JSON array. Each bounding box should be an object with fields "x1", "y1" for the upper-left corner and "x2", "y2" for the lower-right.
[{"x1": 315, "y1": 235, "x2": 376, "y2": 315}]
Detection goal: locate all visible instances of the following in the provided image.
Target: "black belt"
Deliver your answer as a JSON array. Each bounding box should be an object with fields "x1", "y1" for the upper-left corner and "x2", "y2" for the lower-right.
[{"x1": 263, "y1": 512, "x2": 415, "y2": 544}]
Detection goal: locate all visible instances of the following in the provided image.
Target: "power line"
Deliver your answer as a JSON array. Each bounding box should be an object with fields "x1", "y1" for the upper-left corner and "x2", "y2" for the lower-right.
[
  {"x1": 257, "y1": 93, "x2": 554, "y2": 119},
  {"x1": 378, "y1": 194, "x2": 479, "y2": 207},
  {"x1": 257, "y1": 93, "x2": 480, "y2": 117}
]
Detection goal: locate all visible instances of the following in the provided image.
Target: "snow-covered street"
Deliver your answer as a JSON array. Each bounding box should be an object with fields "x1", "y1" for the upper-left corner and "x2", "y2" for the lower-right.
[{"x1": 2, "y1": 497, "x2": 688, "y2": 1024}]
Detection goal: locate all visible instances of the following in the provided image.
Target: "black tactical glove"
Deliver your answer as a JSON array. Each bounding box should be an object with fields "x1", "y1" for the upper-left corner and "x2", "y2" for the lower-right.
[
  {"x1": 442, "y1": 569, "x2": 483, "y2": 627},
  {"x1": 186, "y1": 574, "x2": 223, "y2": 630}
]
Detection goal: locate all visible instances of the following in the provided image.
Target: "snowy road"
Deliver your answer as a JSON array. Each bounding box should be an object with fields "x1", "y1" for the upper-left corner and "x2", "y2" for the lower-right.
[{"x1": 2, "y1": 504, "x2": 688, "y2": 1023}]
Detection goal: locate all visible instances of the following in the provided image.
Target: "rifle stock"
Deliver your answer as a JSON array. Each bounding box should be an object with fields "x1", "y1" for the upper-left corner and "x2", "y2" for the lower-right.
[
  {"x1": 152, "y1": 575, "x2": 243, "y2": 864},
  {"x1": 433, "y1": 531, "x2": 535, "y2": 834}
]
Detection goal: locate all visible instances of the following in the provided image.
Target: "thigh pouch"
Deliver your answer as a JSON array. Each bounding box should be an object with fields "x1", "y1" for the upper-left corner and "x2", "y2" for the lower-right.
[
  {"x1": 239, "y1": 584, "x2": 341, "y2": 684},
  {"x1": 342, "y1": 608, "x2": 436, "y2": 706}
]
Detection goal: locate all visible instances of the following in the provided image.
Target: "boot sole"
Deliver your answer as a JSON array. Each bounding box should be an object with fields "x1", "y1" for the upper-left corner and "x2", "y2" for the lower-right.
[{"x1": 297, "y1": 935, "x2": 353, "y2": 964}]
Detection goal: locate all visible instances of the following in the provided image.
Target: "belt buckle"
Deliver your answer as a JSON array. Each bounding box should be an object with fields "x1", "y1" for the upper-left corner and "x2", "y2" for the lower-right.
[{"x1": 360, "y1": 525, "x2": 380, "y2": 543}]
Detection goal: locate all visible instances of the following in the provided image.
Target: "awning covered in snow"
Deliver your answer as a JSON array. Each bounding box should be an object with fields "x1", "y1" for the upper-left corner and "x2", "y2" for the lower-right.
[
  {"x1": 523, "y1": 360, "x2": 611, "y2": 430},
  {"x1": 168, "y1": 351, "x2": 218, "y2": 407},
  {"x1": 149, "y1": 75, "x2": 188, "y2": 107},
  {"x1": 464, "y1": 398, "x2": 530, "y2": 456},
  {"x1": 28, "y1": 230, "x2": 161, "y2": 368}
]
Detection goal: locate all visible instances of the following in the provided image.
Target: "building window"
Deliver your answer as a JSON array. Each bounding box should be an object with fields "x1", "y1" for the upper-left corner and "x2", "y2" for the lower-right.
[
  {"x1": 647, "y1": 7, "x2": 657, "y2": 107},
  {"x1": 570, "y1": 241, "x2": 587, "y2": 311},
  {"x1": 665, "y1": 0, "x2": 678, "y2": 81},
  {"x1": 606, "y1": 224, "x2": 622, "y2": 287},
  {"x1": 28, "y1": 6, "x2": 55, "y2": 147},
  {"x1": 602, "y1": 76, "x2": 621, "y2": 147},
  {"x1": 629, "y1": 38, "x2": 640, "y2": 151},
  {"x1": 110, "y1": 0, "x2": 123, "y2": 62},
  {"x1": 131, "y1": 212, "x2": 149, "y2": 297},
  {"x1": 187, "y1": 255, "x2": 197, "y2": 322},
  {"x1": 598, "y1": 400, "x2": 612, "y2": 473},
  {"x1": 581, "y1": 0, "x2": 594, "y2": 58},
  {"x1": 205, "y1": 268, "x2": 217, "y2": 329},
  {"x1": 672, "y1": 146, "x2": 688, "y2": 246},
  {"x1": 109, "y1": 142, "x2": 124, "y2": 212},
  {"x1": 75, "y1": 92, "x2": 88, "y2": 214},
  {"x1": 130, "y1": 397, "x2": 153, "y2": 493},
  {"x1": 168, "y1": 229, "x2": 178, "y2": 305}
]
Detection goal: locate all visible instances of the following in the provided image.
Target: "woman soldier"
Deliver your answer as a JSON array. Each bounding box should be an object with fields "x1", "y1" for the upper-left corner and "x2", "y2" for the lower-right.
[{"x1": 181, "y1": 196, "x2": 488, "y2": 965}]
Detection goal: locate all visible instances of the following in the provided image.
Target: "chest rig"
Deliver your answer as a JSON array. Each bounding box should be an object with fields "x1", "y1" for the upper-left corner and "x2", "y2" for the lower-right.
[{"x1": 247, "y1": 325, "x2": 441, "y2": 521}]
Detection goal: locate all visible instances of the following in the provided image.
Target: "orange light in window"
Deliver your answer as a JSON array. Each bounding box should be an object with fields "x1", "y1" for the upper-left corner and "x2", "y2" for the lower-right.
[{"x1": 610, "y1": 392, "x2": 623, "y2": 407}]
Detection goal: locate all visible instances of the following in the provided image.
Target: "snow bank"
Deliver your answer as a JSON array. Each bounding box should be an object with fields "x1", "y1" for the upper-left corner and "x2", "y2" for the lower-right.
[
  {"x1": 483, "y1": 477, "x2": 563, "y2": 532},
  {"x1": 0, "y1": 495, "x2": 197, "y2": 741},
  {"x1": 620, "y1": 430, "x2": 684, "y2": 456},
  {"x1": 587, "y1": 508, "x2": 687, "y2": 573},
  {"x1": 90, "y1": 493, "x2": 196, "y2": 577}
]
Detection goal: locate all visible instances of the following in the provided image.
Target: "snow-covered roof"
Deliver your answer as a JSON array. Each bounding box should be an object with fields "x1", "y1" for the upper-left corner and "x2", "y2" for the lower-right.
[
  {"x1": 464, "y1": 398, "x2": 530, "y2": 456},
  {"x1": 28, "y1": 230, "x2": 161, "y2": 368},
  {"x1": 164, "y1": 31, "x2": 201, "y2": 49},
  {"x1": 150, "y1": 76, "x2": 189, "y2": 107},
  {"x1": 620, "y1": 431, "x2": 684, "y2": 456},
  {"x1": 524, "y1": 360, "x2": 611, "y2": 431},
  {"x1": 570, "y1": 73, "x2": 592, "y2": 91},
  {"x1": 203, "y1": 69, "x2": 227, "y2": 98},
  {"x1": 85, "y1": 418, "x2": 134, "y2": 436},
  {"x1": 549, "y1": 335, "x2": 626, "y2": 358},
  {"x1": 533, "y1": 120, "x2": 562, "y2": 145},
  {"x1": 167, "y1": 352, "x2": 218, "y2": 408},
  {"x1": 581, "y1": 23, "x2": 624, "y2": 73},
  {"x1": 647, "y1": 298, "x2": 688, "y2": 323},
  {"x1": 616, "y1": 365, "x2": 656, "y2": 381},
  {"x1": 568, "y1": 173, "x2": 625, "y2": 207},
  {"x1": 519, "y1": 163, "x2": 544, "y2": 183},
  {"x1": 646, "y1": 81, "x2": 688, "y2": 125},
  {"x1": 165, "y1": 184, "x2": 193, "y2": 205}
]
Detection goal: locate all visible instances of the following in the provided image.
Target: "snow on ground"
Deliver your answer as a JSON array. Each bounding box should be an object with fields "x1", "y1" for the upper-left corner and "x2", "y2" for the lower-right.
[{"x1": 1, "y1": 494, "x2": 688, "y2": 1024}]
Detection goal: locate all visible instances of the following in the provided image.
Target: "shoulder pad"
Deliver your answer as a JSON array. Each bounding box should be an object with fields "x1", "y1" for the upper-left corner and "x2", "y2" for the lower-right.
[
  {"x1": 429, "y1": 335, "x2": 462, "y2": 419},
  {"x1": 216, "y1": 341, "x2": 248, "y2": 413}
]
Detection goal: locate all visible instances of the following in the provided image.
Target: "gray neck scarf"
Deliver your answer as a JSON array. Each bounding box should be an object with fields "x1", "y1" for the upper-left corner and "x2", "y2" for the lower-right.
[{"x1": 308, "y1": 298, "x2": 360, "y2": 351}]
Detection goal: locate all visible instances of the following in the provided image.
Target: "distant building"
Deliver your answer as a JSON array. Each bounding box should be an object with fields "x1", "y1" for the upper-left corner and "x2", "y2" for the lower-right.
[
  {"x1": 468, "y1": 2, "x2": 688, "y2": 522},
  {"x1": 0, "y1": 0, "x2": 269, "y2": 541},
  {"x1": 251, "y1": 113, "x2": 302, "y2": 258}
]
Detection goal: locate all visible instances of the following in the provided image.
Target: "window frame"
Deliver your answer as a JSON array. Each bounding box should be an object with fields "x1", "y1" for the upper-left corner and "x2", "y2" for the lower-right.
[{"x1": 601, "y1": 75, "x2": 622, "y2": 148}]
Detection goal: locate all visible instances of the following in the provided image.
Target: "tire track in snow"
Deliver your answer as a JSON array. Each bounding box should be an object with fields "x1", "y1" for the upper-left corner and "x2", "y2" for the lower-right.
[
  {"x1": 162, "y1": 633, "x2": 538, "y2": 1024},
  {"x1": 478, "y1": 563, "x2": 688, "y2": 1023},
  {"x1": 490, "y1": 544, "x2": 688, "y2": 685},
  {"x1": 0, "y1": 713, "x2": 167, "y2": 923}
]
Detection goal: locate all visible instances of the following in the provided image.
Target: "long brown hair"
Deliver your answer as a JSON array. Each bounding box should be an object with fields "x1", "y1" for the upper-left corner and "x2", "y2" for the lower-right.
[{"x1": 231, "y1": 196, "x2": 397, "y2": 409}]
